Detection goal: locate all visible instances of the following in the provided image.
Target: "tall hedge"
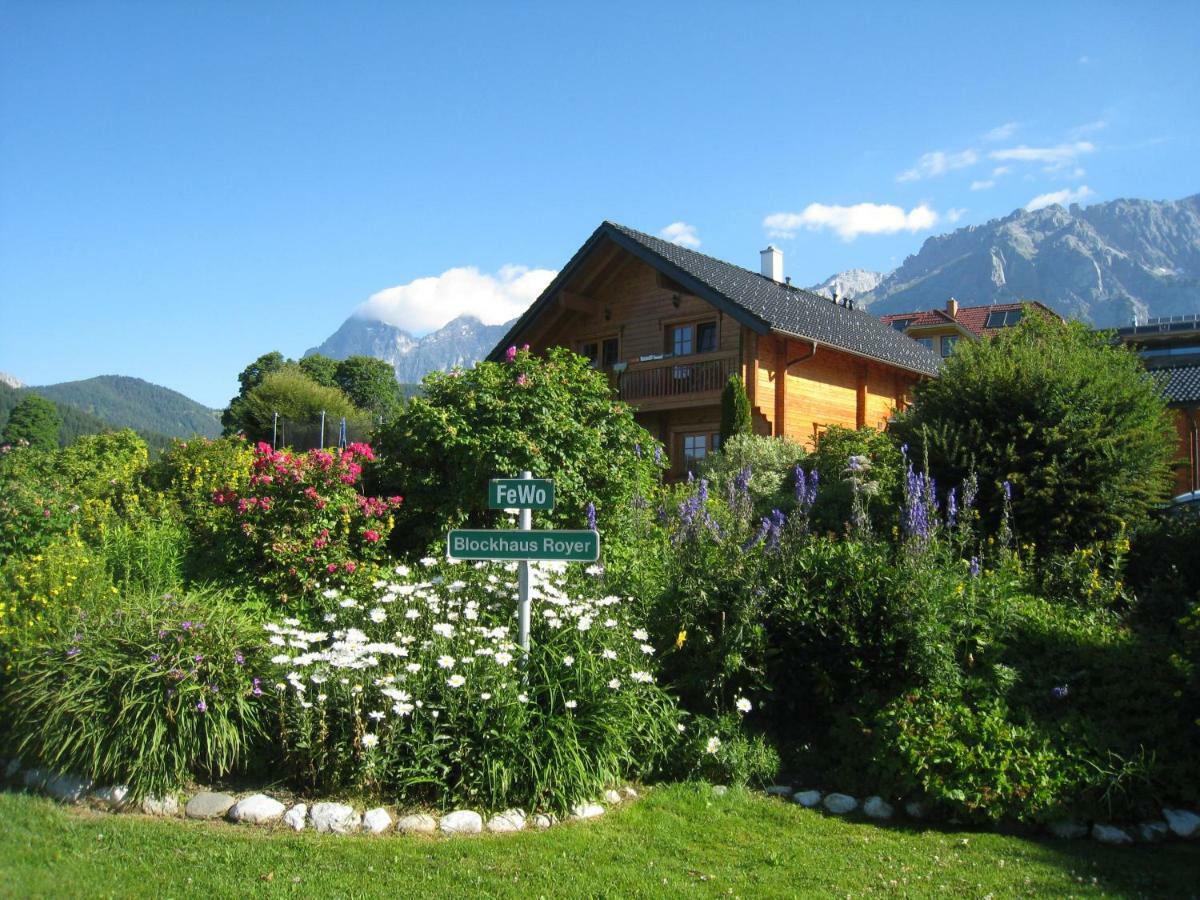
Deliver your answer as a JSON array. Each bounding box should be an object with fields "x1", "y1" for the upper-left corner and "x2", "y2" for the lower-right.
[{"x1": 892, "y1": 312, "x2": 1175, "y2": 555}]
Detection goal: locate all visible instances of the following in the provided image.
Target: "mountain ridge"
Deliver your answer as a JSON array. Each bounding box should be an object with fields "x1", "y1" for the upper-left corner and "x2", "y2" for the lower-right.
[
  {"x1": 831, "y1": 194, "x2": 1200, "y2": 325},
  {"x1": 23, "y1": 375, "x2": 222, "y2": 440},
  {"x1": 305, "y1": 313, "x2": 515, "y2": 384}
]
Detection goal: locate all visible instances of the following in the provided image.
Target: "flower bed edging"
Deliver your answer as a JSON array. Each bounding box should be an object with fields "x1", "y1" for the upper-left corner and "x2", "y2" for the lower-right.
[
  {"x1": 0, "y1": 758, "x2": 638, "y2": 837},
  {"x1": 757, "y1": 782, "x2": 1200, "y2": 847}
]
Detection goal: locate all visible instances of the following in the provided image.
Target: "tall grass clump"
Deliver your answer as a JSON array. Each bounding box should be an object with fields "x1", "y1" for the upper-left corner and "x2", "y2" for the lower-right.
[{"x1": 0, "y1": 586, "x2": 272, "y2": 800}]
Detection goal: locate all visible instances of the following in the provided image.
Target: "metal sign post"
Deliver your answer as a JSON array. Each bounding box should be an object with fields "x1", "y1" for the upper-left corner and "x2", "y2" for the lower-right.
[
  {"x1": 517, "y1": 471, "x2": 532, "y2": 654},
  {"x1": 447, "y1": 473, "x2": 600, "y2": 656}
]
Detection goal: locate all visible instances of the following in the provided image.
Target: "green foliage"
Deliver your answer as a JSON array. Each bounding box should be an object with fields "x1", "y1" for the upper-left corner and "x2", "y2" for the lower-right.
[
  {"x1": 238, "y1": 367, "x2": 367, "y2": 445},
  {"x1": 297, "y1": 354, "x2": 340, "y2": 389},
  {"x1": 868, "y1": 689, "x2": 1084, "y2": 824},
  {"x1": 1125, "y1": 507, "x2": 1200, "y2": 624},
  {"x1": 893, "y1": 314, "x2": 1176, "y2": 556},
  {"x1": 0, "y1": 586, "x2": 271, "y2": 800},
  {"x1": 333, "y1": 355, "x2": 404, "y2": 420},
  {"x1": 0, "y1": 430, "x2": 150, "y2": 562},
  {"x1": 371, "y1": 346, "x2": 663, "y2": 556},
  {"x1": 806, "y1": 425, "x2": 903, "y2": 535},
  {"x1": 221, "y1": 351, "x2": 286, "y2": 436},
  {"x1": 697, "y1": 433, "x2": 806, "y2": 516},
  {"x1": 666, "y1": 712, "x2": 779, "y2": 787},
  {"x1": 2, "y1": 395, "x2": 61, "y2": 450},
  {"x1": 719, "y1": 375, "x2": 752, "y2": 447},
  {"x1": 272, "y1": 561, "x2": 679, "y2": 812}
]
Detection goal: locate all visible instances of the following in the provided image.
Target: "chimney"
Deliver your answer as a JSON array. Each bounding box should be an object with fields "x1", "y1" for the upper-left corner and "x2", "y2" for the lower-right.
[
  {"x1": 760, "y1": 245, "x2": 783, "y2": 283},
  {"x1": 946, "y1": 296, "x2": 959, "y2": 318}
]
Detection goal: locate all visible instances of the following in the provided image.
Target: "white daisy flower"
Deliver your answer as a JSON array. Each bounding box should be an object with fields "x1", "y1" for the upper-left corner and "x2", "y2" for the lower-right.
[
  {"x1": 369, "y1": 607, "x2": 387, "y2": 623},
  {"x1": 706, "y1": 736, "x2": 721, "y2": 755},
  {"x1": 437, "y1": 655, "x2": 455, "y2": 669},
  {"x1": 640, "y1": 644, "x2": 656, "y2": 655},
  {"x1": 602, "y1": 649, "x2": 617, "y2": 660},
  {"x1": 494, "y1": 651, "x2": 513, "y2": 667},
  {"x1": 607, "y1": 678, "x2": 621, "y2": 690},
  {"x1": 735, "y1": 697, "x2": 752, "y2": 714},
  {"x1": 565, "y1": 700, "x2": 578, "y2": 709}
]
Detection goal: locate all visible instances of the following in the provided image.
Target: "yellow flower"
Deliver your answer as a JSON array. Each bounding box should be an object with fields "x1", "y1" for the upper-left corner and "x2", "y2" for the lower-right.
[{"x1": 675, "y1": 629, "x2": 687, "y2": 650}]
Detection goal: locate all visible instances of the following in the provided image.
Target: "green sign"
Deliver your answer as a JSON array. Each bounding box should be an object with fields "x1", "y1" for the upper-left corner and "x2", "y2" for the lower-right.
[
  {"x1": 488, "y1": 478, "x2": 555, "y2": 510},
  {"x1": 447, "y1": 528, "x2": 599, "y2": 562}
]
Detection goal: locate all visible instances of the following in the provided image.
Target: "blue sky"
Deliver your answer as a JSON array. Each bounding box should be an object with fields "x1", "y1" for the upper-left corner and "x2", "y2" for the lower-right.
[{"x1": 2, "y1": 0, "x2": 1197, "y2": 407}]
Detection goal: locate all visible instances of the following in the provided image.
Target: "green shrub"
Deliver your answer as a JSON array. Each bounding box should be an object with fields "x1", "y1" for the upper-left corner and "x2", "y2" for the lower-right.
[
  {"x1": 371, "y1": 346, "x2": 663, "y2": 557},
  {"x1": 697, "y1": 433, "x2": 806, "y2": 516},
  {"x1": 2, "y1": 395, "x2": 60, "y2": 450},
  {"x1": 666, "y1": 711, "x2": 779, "y2": 787},
  {"x1": 893, "y1": 314, "x2": 1176, "y2": 556},
  {"x1": 0, "y1": 430, "x2": 149, "y2": 561},
  {"x1": 805, "y1": 425, "x2": 903, "y2": 536},
  {"x1": 719, "y1": 375, "x2": 752, "y2": 447},
  {"x1": 270, "y1": 559, "x2": 679, "y2": 812},
  {"x1": 1125, "y1": 507, "x2": 1200, "y2": 624},
  {"x1": 0, "y1": 587, "x2": 272, "y2": 800},
  {"x1": 867, "y1": 689, "x2": 1085, "y2": 824}
]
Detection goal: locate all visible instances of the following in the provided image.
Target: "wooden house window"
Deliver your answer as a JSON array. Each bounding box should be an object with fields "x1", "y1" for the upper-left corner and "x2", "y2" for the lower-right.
[
  {"x1": 940, "y1": 335, "x2": 959, "y2": 357},
  {"x1": 667, "y1": 320, "x2": 717, "y2": 357},
  {"x1": 681, "y1": 433, "x2": 708, "y2": 471},
  {"x1": 580, "y1": 337, "x2": 620, "y2": 369}
]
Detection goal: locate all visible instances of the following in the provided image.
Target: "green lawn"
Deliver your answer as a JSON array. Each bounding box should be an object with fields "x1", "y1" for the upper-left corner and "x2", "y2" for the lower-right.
[{"x1": 1, "y1": 784, "x2": 1196, "y2": 898}]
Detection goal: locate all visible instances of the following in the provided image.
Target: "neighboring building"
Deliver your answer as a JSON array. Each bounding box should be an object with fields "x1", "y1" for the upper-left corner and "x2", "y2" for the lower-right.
[
  {"x1": 488, "y1": 221, "x2": 940, "y2": 476},
  {"x1": 880, "y1": 299, "x2": 1059, "y2": 359},
  {"x1": 1115, "y1": 314, "x2": 1200, "y2": 496}
]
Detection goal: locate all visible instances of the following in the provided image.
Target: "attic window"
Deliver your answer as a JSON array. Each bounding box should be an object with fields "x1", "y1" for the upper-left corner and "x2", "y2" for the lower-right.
[
  {"x1": 985, "y1": 309, "x2": 1024, "y2": 329},
  {"x1": 890, "y1": 318, "x2": 914, "y2": 331}
]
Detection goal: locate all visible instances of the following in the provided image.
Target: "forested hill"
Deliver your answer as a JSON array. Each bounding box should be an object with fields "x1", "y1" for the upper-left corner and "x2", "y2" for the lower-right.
[
  {"x1": 0, "y1": 382, "x2": 174, "y2": 453},
  {"x1": 22, "y1": 375, "x2": 221, "y2": 440}
]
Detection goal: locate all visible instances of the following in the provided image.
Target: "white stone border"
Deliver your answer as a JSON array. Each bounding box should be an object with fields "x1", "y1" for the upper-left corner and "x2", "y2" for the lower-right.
[
  {"x1": 1, "y1": 758, "x2": 638, "y2": 837},
  {"x1": 753, "y1": 783, "x2": 1200, "y2": 845}
]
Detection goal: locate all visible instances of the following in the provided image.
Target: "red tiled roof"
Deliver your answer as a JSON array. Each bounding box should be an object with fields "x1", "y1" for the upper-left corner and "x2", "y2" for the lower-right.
[{"x1": 880, "y1": 301, "x2": 1057, "y2": 338}]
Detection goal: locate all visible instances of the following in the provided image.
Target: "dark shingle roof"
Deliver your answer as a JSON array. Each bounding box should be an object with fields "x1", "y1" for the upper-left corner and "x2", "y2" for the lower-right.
[
  {"x1": 1153, "y1": 365, "x2": 1200, "y2": 404},
  {"x1": 604, "y1": 223, "x2": 941, "y2": 376},
  {"x1": 489, "y1": 221, "x2": 941, "y2": 376}
]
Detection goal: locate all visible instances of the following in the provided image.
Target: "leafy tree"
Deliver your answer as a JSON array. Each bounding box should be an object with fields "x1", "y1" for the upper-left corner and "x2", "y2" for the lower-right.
[
  {"x1": 892, "y1": 312, "x2": 1176, "y2": 555},
  {"x1": 334, "y1": 356, "x2": 403, "y2": 421},
  {"x1": 239, "y1": 366, "x2": 366, "y2": 445},
  {"x1": 2, "y1": 395, "x2": 61, "y2": 450},
  {"x1": 371, "y1": 346, "x2": 663, "y2": 555},
  {"x1": 719, "y1": 375, "x2": 752, "y2": 447},
  {"x1": 221, "y1": 351, "x2": 286, "y2": 436},
  {"x1": 298, "y1": 354, "x2": 340, "y2": 389}
]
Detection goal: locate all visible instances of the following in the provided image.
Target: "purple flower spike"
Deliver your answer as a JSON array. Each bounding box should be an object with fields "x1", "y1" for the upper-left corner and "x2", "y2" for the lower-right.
[
  {"x1": 196, "y1": 699, "x2": 207, "y2": 712},
  {"x1": 1051, "y1": 685, "x2": 1069, "y2": 700},
  {"x1": 586, "y1": 502, "x2": 597, "y2": 531}
]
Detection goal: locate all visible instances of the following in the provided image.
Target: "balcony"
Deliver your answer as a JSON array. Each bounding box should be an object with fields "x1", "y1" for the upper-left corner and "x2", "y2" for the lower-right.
[{"x1": 616, "y1": 352, "x2": 736, "y2": 410}]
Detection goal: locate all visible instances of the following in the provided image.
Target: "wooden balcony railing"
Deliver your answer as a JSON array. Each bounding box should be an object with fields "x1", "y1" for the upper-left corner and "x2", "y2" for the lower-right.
[{"x1": 618, "y1": 353, "x2": 735, "y2": 403}]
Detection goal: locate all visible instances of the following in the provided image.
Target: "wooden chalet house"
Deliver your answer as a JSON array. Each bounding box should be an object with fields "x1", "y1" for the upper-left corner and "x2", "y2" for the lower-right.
[{"x1": 487, "y1": 221, "x2": 940, "y2": 475}]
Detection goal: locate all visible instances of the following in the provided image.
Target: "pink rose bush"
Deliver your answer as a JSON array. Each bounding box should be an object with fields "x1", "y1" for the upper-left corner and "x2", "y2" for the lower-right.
[{"x1": 210, "y1": 442, "x2": 401, "y2": 613}]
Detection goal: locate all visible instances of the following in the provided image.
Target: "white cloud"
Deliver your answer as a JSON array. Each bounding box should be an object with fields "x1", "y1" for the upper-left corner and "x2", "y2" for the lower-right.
[
  {"x1": 658, "y1": 222, "x2": 701, "y2": 248},
  {"x1": 897, "y1": 149, "x2": 978, "y2": 182},
  {"x1": 970, "y1": 180, "x2": 995, "y2": 191},
  {"x1": 1025, "y1": 185, "x2": 1095, "y2": 211},
  {"x1": 356, "y1": 264, "x2": 557, "y2": 334},
  {"x1": 989, "y1": 141, "x2": 1095, "y2": 164},
  {"x1": 945, "y1": 208, "x2": 968, "y2": 224},
  {"x1": 984, "y1": 122, "x2": 1019, "y2": 142},
  {"x1": 992, "y1": 166, "x2": 1011, "y2": 177},
  {"x1": 764, "y1": 203, "x2": 939, "y2": 242}
]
